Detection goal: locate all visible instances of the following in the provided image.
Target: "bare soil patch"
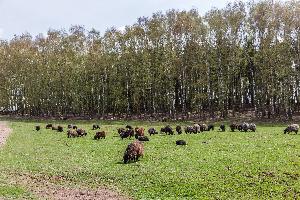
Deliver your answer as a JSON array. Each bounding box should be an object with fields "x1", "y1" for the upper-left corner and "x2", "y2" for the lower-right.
[
  {"x1": 0, "y1": 121, "x2": 11, "y2": 148},
  {"x1": 11, "y1": 173, "x2": 131, "y2": 200}
]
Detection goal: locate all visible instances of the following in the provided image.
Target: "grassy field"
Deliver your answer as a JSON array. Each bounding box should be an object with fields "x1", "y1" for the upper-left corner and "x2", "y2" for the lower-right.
[{"x1": 0, "y1": 120, "x2": 299, "y2": 199}]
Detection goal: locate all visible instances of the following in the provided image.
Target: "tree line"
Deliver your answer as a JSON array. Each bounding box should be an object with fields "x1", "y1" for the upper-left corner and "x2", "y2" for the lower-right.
[{"x1": 0, "y1": 0, "x2": 299, "y2": 119}]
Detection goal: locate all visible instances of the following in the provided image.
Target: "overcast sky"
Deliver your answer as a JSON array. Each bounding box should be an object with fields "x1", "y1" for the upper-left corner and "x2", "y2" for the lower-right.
[{"x1": 0, "y1": 0, "x2": 266, "y2": 40}]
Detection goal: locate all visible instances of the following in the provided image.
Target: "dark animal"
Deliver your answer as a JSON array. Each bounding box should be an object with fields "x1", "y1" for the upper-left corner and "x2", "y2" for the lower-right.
[
  {"x1": 76, "y1": 128, "x2": 87, "y2": 136},
  {"x1": 57, "y1": 126, "x2": 63, "y2": 132},
  {"x1": 67, "y1": 124, "x2": 73, "y2": 129},
  {"x1": 284, "y1": 124, "x2": 299, "y2": 134},
  {"x1": 72, "y1": 125, "x2": 78, "y2": 129},
  {"x1": 230, "y1": 123, "x2": 238, "y2": 132},
  {"x1": 248, "y1": 123, "x2": 256, "y2": 132},
  {"x1": 207, "y1": 124, "x2": 214, "y2": 131},
  {"x1": 193, "y1": 124, "x2": 200, "y2": 133},
  {"x1": 35, "y1": 125, "x2": 40, "y2": 131},
  {"x1": 176, "y1": 140, "x2": 187, "y2": 145},
  {"x1": 148, "y1": 128, "x2": 158, "y2": 136},
  {"x1": 118, "y1": 127, "x2": 126, "y2": 135},
  {"x1": 176, "y1": 126, "x2": 182, "y2": 134},
  {"x1": 92, "y1": 124, "x2": 100, "y2": 130},
  {"x1": 219, "y1": 124, "x2": 226, "y2": 132},
  {"x1": 137, "y1": 136, "x2": 149, "y2": 141},
  {"x1": 120, "y1": 129, "x2": 134, "y2": 139},
  {"x1": 135, "y1": 127, "x2": 145, "y2": 139},
  {"x1": 94, "y1": 131, "x2": 106, "y2": 139},
  {"x1": 46, "y1": 124, "x2": 52, "y2": 129},
  {"x1": 185, "y1": 126, "x2": 194, "y2": 134},
  {"x1": 67, "y1": 129, "x2": 78, "y2": 138},
  {"x1": 161, "y1": 125, "x2": 173, "y2": 135},
  {"x1": 126, "y1": 125, "x2": 133, "y2": 130},
  {"x1": 123, "y1": 140, "x2": 144, "y2": 164},
  {"x1": 199, "y1": 124, "x2": 208, "y2": 132}
]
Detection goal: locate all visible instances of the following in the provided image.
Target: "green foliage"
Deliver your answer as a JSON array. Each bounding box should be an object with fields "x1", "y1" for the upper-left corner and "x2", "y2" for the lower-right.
[{"x1": 0, "y1": 0, "x2": 299, "y2": 118}]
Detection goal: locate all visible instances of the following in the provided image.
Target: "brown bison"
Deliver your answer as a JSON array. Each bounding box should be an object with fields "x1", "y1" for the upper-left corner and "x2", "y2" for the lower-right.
[
  {"x1": 135, "y1": 127, "x2": 145, "y2": 139},
  {"x1": 123, "y1": 140, "x2": 144, "y2": 164},
  {"x1": 94, "y1": 131, "x2": 106, "y2": 139},
  {"x1": 67, "y1": 129, "x2": 78, "y2": 138},
  {"x1": 46, "y1": 124, "x2": 52, "y2": 129},
  {"x1": 76, "y1": 128, "x2": 87, "y2": 136}
]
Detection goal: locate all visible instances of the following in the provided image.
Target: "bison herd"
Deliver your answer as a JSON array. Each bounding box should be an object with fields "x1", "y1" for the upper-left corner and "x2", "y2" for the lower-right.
[{"x1": 34, "y1": 122, "x2": 299, "y2": 164}]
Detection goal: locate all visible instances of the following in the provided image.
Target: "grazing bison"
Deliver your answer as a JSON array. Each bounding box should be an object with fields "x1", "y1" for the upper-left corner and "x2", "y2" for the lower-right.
[
  {"x1": 134, "y1": 127, "x2": 145, "y2": 139},
  {"x1": 35, "y1": 125, "x2": 40, "y2": 131},
  {"x1": 148, "y1": 128, "x2": 158, "y2": 136},
  {"x1": 185, "y1": 126, "x2": 194, "y2": 134},
  {"x1": 94, "y1": 131, "x2": 106, "y2": 139},
  {"x1": 120, "y1": 129, "x2": 134, "y2": 139},
  {"x1": 176, "y1": 140, "x2": 187, "y2": 145},
  {"x1": 161, "y1": 125, "x2": 173, "y2": 135},
  {"x1": 248, "y1": 123, "x2": 256, "y2": 132},
  {"x1": 46, "y1": 124, "x2": 52, "y2": 129},
  {"x1": 193, "y1": 124, "x2": 200, "y2": 133},
  {"x1": 57, "y1": 126, "x2": 64, "y2": 132},
  {"x1": 208, "y1": 124, "x2": 214, "y2": 131},
  {"x1": 123, "y1": 140, "x2": 144, "y2": 164},
  {"x1": 219, "y1": 124, "x2": 226, "y2": 132},
  {"x1": 176, "y1": 126, "x2": 182, "y2": 134},
  {"x1": 76, "y1": 128, "x2": 87, "y2": 136},
  {"x1": 92, "y1": 124, "x2": 100, "y2": 130},
  {"x1": 284, "y1": 124, "x2": 299, "y2": 134},
  {"x1": 199, "y1": 124, "x2": 208, "y2": 132},
  {"x1": 230, "y1": 123, "x2": 238, "y2": 132},
  {"x1": 137, "y1": 136, "x2": 149, "y2": 141},
  {"x1": 67, "y1": 129, "x2": 78, "y2": 138}
]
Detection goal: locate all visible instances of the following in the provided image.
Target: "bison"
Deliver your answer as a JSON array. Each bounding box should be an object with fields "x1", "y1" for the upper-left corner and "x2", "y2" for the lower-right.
[
  {"x1": 134, "y1": 127, "x2": 145, "y2": 139},
  {"x1": 185, "y1": 126, "x2": 194, "y2": 134},
  {"x1": 161, "y1": 125, "x2": 173, "y2": 135},
  {"x1": 207, "y1": 124, "x2": 214, "y2": 131},
  {"x1": 92, "y1": 124, "x2": 100, "y2": 130},
  {"x1": 219, "y1": 124, "x2": 226, "y2": 132},
  {"x1": 76, "y1": 128, "x2": 87, "y2": 136},
  {"x1": 120, "y1": 129, "x2": 134, "y2": 139},
  {"x1": 176, "y1": 140, "x2": 187, "y2": 145},
  {"x1": 230, "y1": 123, "x2": 238, "y2": 132},
  {"x1": 284, "y1": 124, "x2": 299, "y2": 134},
  {"x1": 94, "y1": 131, "x2": 106, "y2": 139},
  {"x1": 176, "y1": 126, "x2": 182, "y2": 134},
  {"x1": 35, "y1": 125, "x2": 40, "y2": 131},
  {"x1": 148, "y1": 128, "x2": 158, "y2": 136},
  {"x1": 67, "y1": 129, "x2": 78, "y2": 138},
  {"x1": 57, "y1": 125, "x2": 64, "y2": 132},
  {"x1": 123, "y1": 140, "x2": 144, "y2": 164},
  {"x1": 137, "y1": 136, "x2": 149, "y2": 141},
  {"x1": 46, "y1": 124, "x2": 52, "y2": 129}
]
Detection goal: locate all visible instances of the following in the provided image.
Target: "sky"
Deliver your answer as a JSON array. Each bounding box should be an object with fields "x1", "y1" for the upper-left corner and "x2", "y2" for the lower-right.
[{"x1": 0, "y1": 0, "x2": 263, "y2": 40}]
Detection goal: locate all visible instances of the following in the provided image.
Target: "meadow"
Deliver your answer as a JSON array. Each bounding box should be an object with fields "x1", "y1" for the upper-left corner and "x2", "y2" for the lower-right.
[{"x1": 0, "y1": 120, "x2": 299, "y2": 199}]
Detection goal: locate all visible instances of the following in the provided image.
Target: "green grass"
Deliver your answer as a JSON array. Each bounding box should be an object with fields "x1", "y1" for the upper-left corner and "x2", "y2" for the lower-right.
[{"x1": 0, "y1": 121, "x2": 300, "y2": 199}]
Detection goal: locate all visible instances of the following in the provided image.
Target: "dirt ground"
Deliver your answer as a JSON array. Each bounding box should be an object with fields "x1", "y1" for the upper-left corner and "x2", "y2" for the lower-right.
[
  {"x1": 0, "y1": 122, "x2": 131, "y2": 200},
  {"x1": 0, "y1": 121, "x2": 11, "y2": 147}
]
